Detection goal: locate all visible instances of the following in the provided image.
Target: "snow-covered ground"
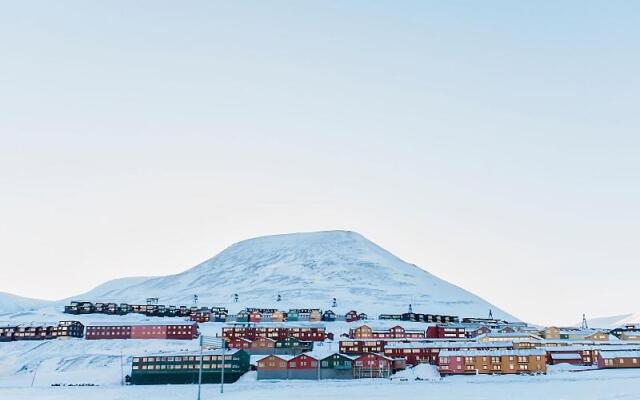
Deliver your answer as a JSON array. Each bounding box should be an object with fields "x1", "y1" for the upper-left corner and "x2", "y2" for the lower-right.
[{"x1": 0, "y1": 368, "x2": 639, "y2": 400}]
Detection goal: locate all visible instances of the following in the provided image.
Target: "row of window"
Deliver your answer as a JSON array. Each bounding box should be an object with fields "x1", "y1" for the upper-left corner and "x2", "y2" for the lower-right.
[
  {"x1": 134, "y1": 355, "x2": 233, "y2": 363},
  {"x1": 137, "y1": 363, "x2": 237, "y2": 370}
]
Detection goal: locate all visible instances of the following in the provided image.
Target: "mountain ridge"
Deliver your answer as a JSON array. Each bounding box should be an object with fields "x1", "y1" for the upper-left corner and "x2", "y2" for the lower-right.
[{"x1": 67, "y1": 230, "x2": 518, "y2": 320}]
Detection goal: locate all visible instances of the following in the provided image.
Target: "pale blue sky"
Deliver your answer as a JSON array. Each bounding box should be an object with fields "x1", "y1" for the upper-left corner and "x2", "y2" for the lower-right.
[{"x1": 0, "y1": 1, "x2": 638, "y2": 325}]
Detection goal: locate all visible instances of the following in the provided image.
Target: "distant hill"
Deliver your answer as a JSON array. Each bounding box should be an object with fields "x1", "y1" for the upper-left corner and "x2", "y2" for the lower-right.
[
  {"x1": 68, "y1": 230, "x2": 517, "y2": 320},
  {"x1": 585, "y1": 313, "x2": 640, "y2": 329},
  {"x1": 0, "y1": 292, "x2": 50, "y2": 314}
]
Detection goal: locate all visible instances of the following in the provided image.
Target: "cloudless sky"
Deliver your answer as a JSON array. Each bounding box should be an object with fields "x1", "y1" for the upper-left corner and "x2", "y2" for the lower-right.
[{"x1": 1, "y1": 1, "x2": 638, "y2": 326}]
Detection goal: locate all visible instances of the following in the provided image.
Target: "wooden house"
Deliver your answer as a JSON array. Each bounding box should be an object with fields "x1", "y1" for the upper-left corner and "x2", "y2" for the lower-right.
[
  {"x1": 357, "y1": 313, "x2": 368, "y2": 321},
  {"x1": 598, "y1": 351, "x2": 640, "y2": 369},
  {"x1": 236, "y1": 310, "x2": 249, "y2": 323},
  {"x1": 353, "y1": 353, "x2": 394, "y2": 378},
  {"x1": 345, "y1": 310, "x2": 359, "y2": 323},
  {"x1": 130, "y1": 349, "x2": 249, "y2": 384},
  {"x1": 256, "y1": 355, "x2": 293, "y2": 380},
  {"x1": 249, "y1": 336, "x2": 277, "y2": 354},
  {"x1": 309, "y1": 310, "x2": 322, "y2": 322},
  {"x1": 320, "y1": 353, "x2": 355, "y2": 379},
  {"x1": 271, "y1": 310, "x2": 286, "y2": 322},
  {"x1": 287, "y1": 309, "x2": 300, "y2": 321},
  {"x1": 64, "y1": 301, "x2": 95, "y2": 314},
  {"x1": 322, "y1": 310, "x2": 336, "y2": 322},
  {"x1": 287, "y1": 354, "x2": 320, "y2": 379}
]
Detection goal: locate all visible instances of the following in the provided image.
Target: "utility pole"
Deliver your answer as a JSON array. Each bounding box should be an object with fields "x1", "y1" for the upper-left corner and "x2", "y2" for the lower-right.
[
  {"x1": 220, "y1": 346, "x2": 225, "y2": 394},
  {"x1": 197, "y1": 335, "x2": 204, "y2": 400},
  {"x1": 120, "y1": 348, "x2": 125, "y2": 386}
]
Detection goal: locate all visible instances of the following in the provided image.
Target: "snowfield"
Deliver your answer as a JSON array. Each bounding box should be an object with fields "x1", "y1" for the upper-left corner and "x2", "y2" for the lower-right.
[{"x1": 0, "y1": 368, "x2": 639, "y2": 400}]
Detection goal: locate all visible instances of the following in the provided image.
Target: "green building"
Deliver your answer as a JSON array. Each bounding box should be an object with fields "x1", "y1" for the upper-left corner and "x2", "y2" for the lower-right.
[{"x1": 129, "y1": 349, "x2": 250, "y2": 385}]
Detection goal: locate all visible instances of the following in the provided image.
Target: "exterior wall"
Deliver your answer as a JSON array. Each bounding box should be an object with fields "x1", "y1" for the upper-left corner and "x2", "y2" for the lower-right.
[
  {"x1": 439, "y1": 353, "x2": 546, "y2": 375},
  {"x1": 598, "y1": 355, "x2": 640, "y2": 369},
  {"x1": 340, "y1": 340, "x2": 386, "y2": 354},
  {"x1": 288, "y1": 370, "x2": 319, "y2": 380},
  {"x1": 86, "y1": 326, "x2": 132, "y2": 340},
  {"x1": 257, "y1": 369, "x2": 289, "y2": 380},
  {"x1": 320, "y1": 369, "x2": 353, "y2": 379}
]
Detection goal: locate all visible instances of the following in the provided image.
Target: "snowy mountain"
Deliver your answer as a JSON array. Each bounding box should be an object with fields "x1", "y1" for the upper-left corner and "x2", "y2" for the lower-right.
[
  {"x1": 0, "y1": 292, "x2": 50, "y2": 314},
  {"x1": 585, "y1": 313, "x2": 640, "y2": 329},
  {"x1": 70, "y1": 231, "x2": 517, "y2": 320}
]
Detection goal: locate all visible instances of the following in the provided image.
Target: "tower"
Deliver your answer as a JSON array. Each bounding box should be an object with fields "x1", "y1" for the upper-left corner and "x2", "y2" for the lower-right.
[
  {"x1": 488, "y1": 309, "x2": 493, "y2": 319},
  {"x1": 581, "y1": 313, "x2": 589, "y2": 330}
]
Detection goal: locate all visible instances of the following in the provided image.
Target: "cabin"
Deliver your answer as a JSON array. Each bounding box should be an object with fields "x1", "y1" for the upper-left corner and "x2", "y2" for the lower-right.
[
  {"x1": 320, "y1": 353, "x2": 355, "y2": 379},
  {"x1": 129, "y1": 349, "x2": 250, "y2": 384},
  {"x1": 271, "y1": 311, "x2": 286, "y2": 322},
  {"x1": 287, "y1": 354, "x2": 320, "y2": 379},
  {"x1": 256, "y1": 355, "x2": 293, "y2": 380},
  {"x1": 248, "y1": 311, "x2": 262, "y2": 323},
  {"x1": 598, "y1": 351, "x2": 640, "y2": 369},
  {"x1": 287, "y1": 310, "x2": 300, "y2": 321},
  {"x1": 309, "y1": 310, "x2": 322, "y2": 322},
  {"x1": 438, "y1": 349, "x2": 547, "y2": 375},
  {"x1": 353, "y1": 353, "x2": 394, "y2": 378},
  {"x1": 236, "y1": 310, "x2": 249, "y2": 323},
  {"x1": 322, "y1": 310, "x2": 336, "y2": 322},
  {"x1": 358, "y1": 313, "x2": 368, "y2": 321},
  {"x1": 345, "y1": 310, "x2": 359, "y2": 323}
]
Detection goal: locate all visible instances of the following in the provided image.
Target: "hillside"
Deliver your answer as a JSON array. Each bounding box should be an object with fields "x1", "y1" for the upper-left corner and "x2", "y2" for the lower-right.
[
  {"x1": 585, "y1": 313, "x2": 640, "y2": 329},
  {"x1": 0, "y1": 292, "x2": 50, "y2": 315},
  {"x1": 70, "y1": 231, "x2": 517, "y2": 320}
]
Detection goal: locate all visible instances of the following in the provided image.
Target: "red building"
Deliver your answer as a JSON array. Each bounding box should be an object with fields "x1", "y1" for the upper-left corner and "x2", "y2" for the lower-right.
[
  {"x1": 86, "y1": 322, "x2": 198, "y2": 340},
  {"x1": 384, "y1": 341, "x2": 514, "y2": 365},
  {"x1": 353, "y1": 353, "x2": 395, "y2": 378},
  {"x1": 427, "y1": 324, "x2": 467, "y2": 339},
  {"x1": 349, "y1": 324, "x2": 426, "y2": 339},
  {"x1": 339, "y1": 339, "x2": 387, "y2": 355},
  {"x1": 345, "y1": 311, "x2": 360, "y2": 323},
  {"x1": 222, "y1": 324, "x2": 327, "y2": 342},
  {"x1": 287, "y1": 354, "x2": 320, "y2": 379}
]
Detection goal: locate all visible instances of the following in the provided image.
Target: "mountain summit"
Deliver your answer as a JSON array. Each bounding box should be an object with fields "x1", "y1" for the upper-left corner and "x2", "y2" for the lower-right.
[{"x1": 75, "y1": 230, "x2": 517, "y2": 320}]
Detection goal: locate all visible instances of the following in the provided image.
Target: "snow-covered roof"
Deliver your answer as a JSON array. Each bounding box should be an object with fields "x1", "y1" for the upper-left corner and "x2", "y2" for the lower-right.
[
  {"x1": 439, "y1": 349, "x2": 546, "y2": 357},
  {"x1": 384, "y1": 341, "x2": 513, "y2": 349},
  {"x1": 550, "y1": 353, "x2": 582, "y2": 360},
  {"x1": 224, "y1": 322, "x2": 326, "y2": 328},
  {"x1": 86, "y1": 322, "x2": 196, "y2": 327},
  {"x1": 254, "y1": 354, "x2": 295, "y2": 362},
  {"x1": 599, "y1": 351, "x2": 640, "y2": 359},
  {"x1": 135, "y1": 348, "x2": 242, "y2": 357}
]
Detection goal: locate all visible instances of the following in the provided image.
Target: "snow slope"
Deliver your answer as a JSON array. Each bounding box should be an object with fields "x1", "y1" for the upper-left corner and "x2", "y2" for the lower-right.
[
  {"x1": 0, "y1": 292, "x2": 50, "y2": 315},
  {"x1": 586, "y1": 313, "x2": 640, "y2": 329},
  {"x1": 70, "y1": 231, "x2": 517, "y2": 320}
]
